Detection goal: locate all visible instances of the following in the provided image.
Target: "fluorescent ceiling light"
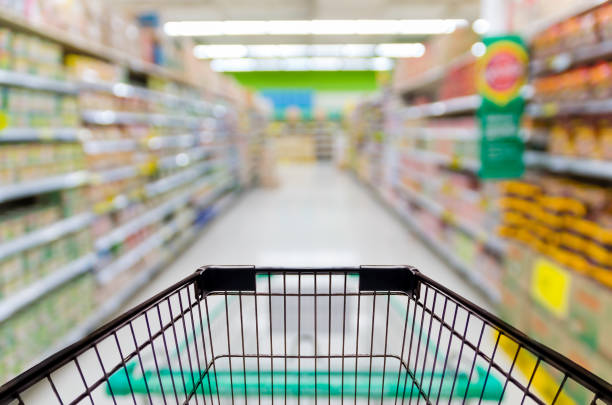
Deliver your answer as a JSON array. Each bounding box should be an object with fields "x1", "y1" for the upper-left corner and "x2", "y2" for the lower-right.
[
  {"x1": 165, "y1": 19, "x2": 468, "y2": 36},
  {"x1": 195, "y1": 44, "x2": 421, "y2": 59},
  {"x1": 375, "y1": 43, "x2": 426, "y2": 58},
  {"x1": 472, "y1": 19, "x2": 490, "y2": 35},
  {"x1": 210, "y1": 58, "x2": 258, "y2": 72},
  {"x1": 372, "y1": 57, "x2": 394, "y2": 71},
  {"x1": 209, "y1": 57, "x2": 394, "y2": 72},
  {"x1": 471, "y1": 41, "x2": 486, "y2": 57},
  {"x1": 193, "y1": 44, "x2": 248, "y2": 58}
]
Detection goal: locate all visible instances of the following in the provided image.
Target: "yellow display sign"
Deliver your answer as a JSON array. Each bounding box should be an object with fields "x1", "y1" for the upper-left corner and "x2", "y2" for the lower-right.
[{"x1": 531, "y1": 258, "x2": 571, "y2": 318}]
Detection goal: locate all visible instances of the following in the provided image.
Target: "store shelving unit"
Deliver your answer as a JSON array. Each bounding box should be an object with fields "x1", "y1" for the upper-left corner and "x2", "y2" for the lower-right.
[
  {"x1": 0, "y1": 6, "x2": 265, "y2": 384},
  {"x1": 397, "y1": 184, "x2": 505, "y2": 255},
  {"x1": 350, "y1": 1, "x2": 612, "y2": 383},
  {"x1": 43, "y1": 181, "x2": 238, "y2": 359},
  {"x1": 0, "y1": 172, "x2": 90, "y2": 204},
  {"x1": 0, "y1": 253, "x2": 97, "y2": 324}
]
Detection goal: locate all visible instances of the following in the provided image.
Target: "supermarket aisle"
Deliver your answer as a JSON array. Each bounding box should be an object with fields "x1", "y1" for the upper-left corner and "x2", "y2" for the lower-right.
[
  {"x1": 29, "y1": 163, "x2": 505, "y2": 405},
  {"x1": 126, "y1": 163, "x2": 489, "y2": 311}
]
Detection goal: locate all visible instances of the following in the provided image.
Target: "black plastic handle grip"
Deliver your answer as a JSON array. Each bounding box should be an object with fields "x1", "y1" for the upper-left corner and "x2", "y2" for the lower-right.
[{"x1": 194, "y1": 265, "x2": 420, "y2": 299}]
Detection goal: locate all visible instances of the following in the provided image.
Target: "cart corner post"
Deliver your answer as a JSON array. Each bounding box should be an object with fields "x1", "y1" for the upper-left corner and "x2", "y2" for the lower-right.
[
  {"x1": 195, "y1": 266, "x2": 257, "y2": 299},
  {"x1": 358, "y1": 265, "x2": 421, "y2": 299}
]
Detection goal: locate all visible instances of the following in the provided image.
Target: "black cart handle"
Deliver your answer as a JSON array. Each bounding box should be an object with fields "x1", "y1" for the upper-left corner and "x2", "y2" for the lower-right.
[{"x1": 195, "y1": 265, "x2": 421, "y2": 299}]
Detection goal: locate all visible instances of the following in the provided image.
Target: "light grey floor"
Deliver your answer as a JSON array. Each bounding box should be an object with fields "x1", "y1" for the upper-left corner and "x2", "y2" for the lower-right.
[{"x1": 125, "y1": 163, "x2": 488, "y2": 311}]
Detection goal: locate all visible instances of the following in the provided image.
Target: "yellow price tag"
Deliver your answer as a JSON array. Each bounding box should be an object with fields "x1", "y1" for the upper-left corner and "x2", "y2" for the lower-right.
[
  {"x1": 440, "y1": 182, "x2": 453, "y2": 196},
  {"x1": 531, "y1": 258, "x2": 570, "y2": 318},
  {"x1": 0, "y1": 111, "x2": 8, "y2": 131},
  {"x1": 441, "y1": 210, "x2": 456, "y2": 225},
  {"x1": 542, "y1": 103, "x2": 558, "y2": 117},
  {"x1": 140, "y1": 160, "x2": 158, "y2": 176},
  {"x1": 449, "y1": 155, "x2": 462, "y2": 170},
  {"x1": 94, "y1": 200, "x2": 112, "y2": 215}
]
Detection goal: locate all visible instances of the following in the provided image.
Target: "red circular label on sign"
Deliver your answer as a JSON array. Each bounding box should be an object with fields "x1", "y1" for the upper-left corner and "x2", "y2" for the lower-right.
[{"x1": 485, "y1": 52, "x2": 523, "y2": 92}]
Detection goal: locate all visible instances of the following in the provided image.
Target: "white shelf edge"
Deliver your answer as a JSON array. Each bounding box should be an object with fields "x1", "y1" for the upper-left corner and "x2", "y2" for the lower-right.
[
  {"x1": 146, "y1": 159, "x2": 224, "y2": 197},
  {"x1": 97, "y1": 211, "x2": 197, "y2": 284},
  {"x1": 524, "y1": 151, "x2": 612, "y2": 180},
  {"x1": 403, "y1": 149, "x2": 480, "y2": 172},
  {"x1": 398, "y1": 184, "x2": 506, "y2": 255},
  {"x1": 0, "y1": 253, "x2": 97, "y2": 323},
  {"x1": 84, "y1": 139, "x2": 138, "y2": 154},
  {"x1": 81, "y1": 110, "x2": 204, "y2": 128},
  {"x1": 378, "y1": 188, "x2": 501, "y2": 304},
  {"x1": 0, "y1": 212, "x2": 94, "y2": 261},
  {"x1": 46, "y1": 189, "x2": 238, "y2": 355},
  {"x1": 0, "y1": 128, "x2": 80, "y2": 142},
  {"x1": 401, "y1": 95, "x2": 481, "y2": 120},
  {"x1": 91, "y1": 165, "x2": 138, "y2": 184},
  {"x1": 0, "y1": 171, "x2": 89, "y2": 204},
  {"x1": 79, "y1": 80, "x2": 212, "y2": 112},
  {"x1": 0, "y1": 69, "x2": 78, "y2": 94}
]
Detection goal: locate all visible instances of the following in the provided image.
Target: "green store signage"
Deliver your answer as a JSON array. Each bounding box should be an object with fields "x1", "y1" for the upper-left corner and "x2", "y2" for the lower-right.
[{"x1": 477, "y1": 35, "x2": 528, "y2": 179}]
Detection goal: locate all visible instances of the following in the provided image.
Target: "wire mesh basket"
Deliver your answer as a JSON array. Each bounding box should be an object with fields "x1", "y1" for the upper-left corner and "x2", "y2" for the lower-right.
[{"x1": 0, "y1": 266, "x2": 610, "y2": 404}]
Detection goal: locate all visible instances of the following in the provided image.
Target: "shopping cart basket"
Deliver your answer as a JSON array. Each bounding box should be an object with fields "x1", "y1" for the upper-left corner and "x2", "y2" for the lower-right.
[{"x1": 0, "y1": 266, "x2": 610, "y2": 404}]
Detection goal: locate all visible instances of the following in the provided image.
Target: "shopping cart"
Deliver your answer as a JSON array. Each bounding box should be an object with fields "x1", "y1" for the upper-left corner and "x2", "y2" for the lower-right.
[{"x1": 0, "y1": 266, "x2": 610, "y2": 404}]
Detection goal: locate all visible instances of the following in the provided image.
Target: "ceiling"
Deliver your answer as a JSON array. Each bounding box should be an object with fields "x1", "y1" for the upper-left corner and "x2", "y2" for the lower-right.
[{"x1": 116, "y1": 0, "x2": 480, "y2": 44}]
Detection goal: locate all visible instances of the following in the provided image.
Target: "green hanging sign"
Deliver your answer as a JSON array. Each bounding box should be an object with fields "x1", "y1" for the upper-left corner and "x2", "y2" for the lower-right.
[{"x1": 477, "y1": 35, "x2": 528, "y2": 179}]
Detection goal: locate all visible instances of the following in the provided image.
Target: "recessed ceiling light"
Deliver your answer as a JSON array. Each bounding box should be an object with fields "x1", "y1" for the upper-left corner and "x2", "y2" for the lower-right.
[{"x1": 165, "y1": 19, "x2": 468, "y2": 36}]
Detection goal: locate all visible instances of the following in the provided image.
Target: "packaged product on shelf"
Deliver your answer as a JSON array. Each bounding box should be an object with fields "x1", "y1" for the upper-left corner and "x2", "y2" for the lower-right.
[
  {"x1": 573, "y1": 119, "x2": 599, "y2": 158},
  {"x1": 0, "y1": 273, "x2": 96, "y2": 383},
  {"x1": 589, "y1": 62, "x2": 612, "y2": 99},
  {"x1": 598, "y1": 118, "x2": 612, "y2": 160},
  {"x1": 596, "y1": 3, "x2": 612, "y2": 40},
  {"x1": 0, "y1": 28, "x2": 11, "y2": 70},
  {"x1": 549, "y1": 122, "x2": 574, "y2": 156},
  {"x1": 65, "y1": 54, "x2": 121, "y2": 83},
  {"x1": 561, "y1": 12, "x2": 598, "y2": 49}
]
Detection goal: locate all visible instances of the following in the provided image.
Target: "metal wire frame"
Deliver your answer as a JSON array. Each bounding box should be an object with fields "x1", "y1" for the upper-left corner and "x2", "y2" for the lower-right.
[{"x1": 0, "y1": 266, "x2": 610, "y2": 405}]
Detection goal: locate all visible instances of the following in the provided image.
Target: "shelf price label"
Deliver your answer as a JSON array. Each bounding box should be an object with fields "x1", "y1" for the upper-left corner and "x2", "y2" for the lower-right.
[
  {"x1": 0, "y1": 111, "x2": 8, "y2": 131},
  {"x1": 477, "y1": 35, "x2": 527, "y2": 180}
]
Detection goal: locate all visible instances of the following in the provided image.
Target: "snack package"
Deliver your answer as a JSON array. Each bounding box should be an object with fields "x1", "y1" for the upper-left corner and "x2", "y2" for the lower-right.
[
  {"x1": 573, "y1": 119, "x2": 600, "y2": 159},
  {"x1": 596, "y1": 3, "x2": 612, "y2": 41},
  {"x1": 590, "y1": 62, "x2": 612, "y2": 99},
  {"x1": 549, "y1": 122, "x2": 574, "y2": 156},
  {"x1": 597, "y1": 118, "x2": 612, "y2": 160}
]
